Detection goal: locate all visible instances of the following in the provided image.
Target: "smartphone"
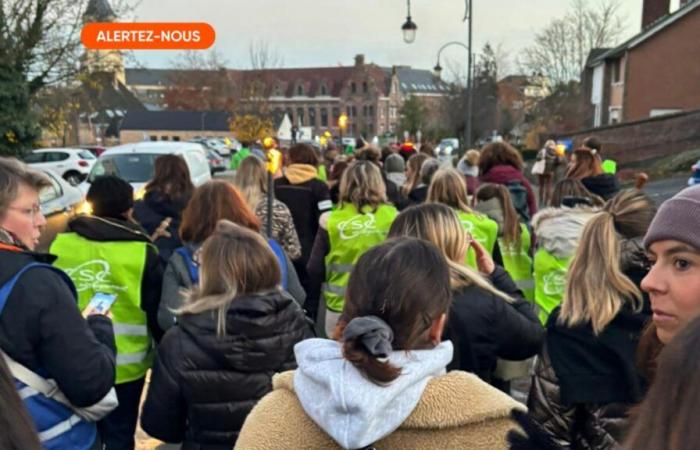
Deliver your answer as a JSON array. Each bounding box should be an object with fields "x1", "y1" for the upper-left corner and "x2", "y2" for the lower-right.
[{"x1": 86, "y1": 293, "x2": 118, "y2": 315}]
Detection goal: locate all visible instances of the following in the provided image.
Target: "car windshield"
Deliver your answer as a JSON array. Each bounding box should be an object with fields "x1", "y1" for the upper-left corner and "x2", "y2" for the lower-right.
[
  {"x1": 79, "y1": 151, "x2": 96, "y2": 160},
  {"x1": 88, "y1": 153, "x2": 159, "y2": 183}
]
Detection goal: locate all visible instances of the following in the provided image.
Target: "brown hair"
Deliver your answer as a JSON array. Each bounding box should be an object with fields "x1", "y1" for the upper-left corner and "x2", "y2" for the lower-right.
[
  {"x1": 419, "y1": 143, "x2": 434, "y2": 157},
  {"x1": 476, "y1": 183, "x2": 522, "y2": 248},
  {"x1": 0, "y1": 353, "x2": 41, "y2": 449},
  {"x1": 550, "y1": 178, "x2": 605, "y2": 208},
  {"x1": 287, "y1": 143, "x2": 319, "y2": 166},
  {"x1": 340, "y1": 237, "x2": 452, "y2": 384},
  {"x1": 567, "y1": 147, "x2": 603, "y2": 180},
  {"x1": 623, "y1": 315, "x2": 700, "y2": 450},
  {"x1": 402, "y1": 153, "x2": 430, "y2": 196},
  {"x1": 355, "y1": 147, "x2": 382, "y2": 165},
  {"x1": 179, "y1": 180, "x2": 260, "y2": 244},
  {"x1": 338, "y1": 161, "x2": 387, "y2": 213},
  {"x1": 178, "y1": 220, "x2": 280, "y2": 336},
  {"x1": 478, "y1": 142, "x2": 524, "y2": 175},
  {"x1": 0, "y1": 157, "x2": 50, "y2": 217},
  {"x1": 559, "y1": 190, "x2": 656, "y2": 335},
  {"x1": 145, "y1": 154, "x2": 194, "y2": 206}
]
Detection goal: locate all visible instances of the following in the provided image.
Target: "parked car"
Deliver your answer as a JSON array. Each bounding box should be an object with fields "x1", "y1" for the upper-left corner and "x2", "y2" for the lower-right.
[
  {"x1": 436, "y1": 138, "x2": 459, "y2": 166},
  {"x1": 689, "y1": 159, "x2": 700, "y2": 186},
  {"x1": 190, "y1": 138, "x2": 231, "y2": 156},
  {"x1": 206, "y1": 149, "x2": 227, "y2": 174},
  {"x1": 37, "y1": 170, "x2": 85, "y2": 252},
  {"x1": 23, "y1": 148, "x2": 96, "y2": 186},
  {"x1": 81, "y1": 141, "x2": 212, "y2": 196},
  {"x1": 81, "y1": 146, "x2": 107, "y2": 157}
]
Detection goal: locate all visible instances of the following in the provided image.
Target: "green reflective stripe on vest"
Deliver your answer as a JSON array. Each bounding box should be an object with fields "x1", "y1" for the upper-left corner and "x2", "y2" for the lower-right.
[
  {"x1": 324, "y1": 204, "x2": 397, "y2": 312},
  {"x1": 533, "y1": 248, "x2": 573, "y2": 325},
  {"x1": 50, "y1": 233, "x2": 153, "y2": 384},
  {"x1": 500, "y1": 224, "x2": 534, "y2": 301},
  {"x1": 456, "y1": 210, "x2": 498, "y2": 270},
  {"x1": 318, "y1": 165, "x2": 328, "y2": 182}
]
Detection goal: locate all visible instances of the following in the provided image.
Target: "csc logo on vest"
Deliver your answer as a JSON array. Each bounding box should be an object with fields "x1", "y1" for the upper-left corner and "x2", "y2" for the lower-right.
[
  {"x1": 63, "y1": 260, "x2": 128, "y2": 293},
  {"x1": 337, "y1": 214, "x2": 379, "y2": 240},
  {"x1": 543, "y1": 270, "x2": 566, "y2": 296}
]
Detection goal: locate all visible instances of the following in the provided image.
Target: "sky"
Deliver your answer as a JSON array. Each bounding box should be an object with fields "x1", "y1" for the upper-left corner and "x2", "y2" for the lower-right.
[{"x1": 125, "y1": 0, "x2": 679, "y2": 75}]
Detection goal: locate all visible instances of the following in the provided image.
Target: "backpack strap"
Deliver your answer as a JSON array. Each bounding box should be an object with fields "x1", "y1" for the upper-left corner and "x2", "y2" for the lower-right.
[
  {"x1": 267, "y1": 239, "x2": 288, "y2": 290},
  {"x1": 0, "y1": 263, "x2": 77, "y2": 317},
  {"x1": 175, "y1": 247, "x2": 199, "y2": 285}
]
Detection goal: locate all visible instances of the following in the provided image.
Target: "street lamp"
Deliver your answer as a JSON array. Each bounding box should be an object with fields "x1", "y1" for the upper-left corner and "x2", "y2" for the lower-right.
[
  {"x1": 338, "y1": 113, "x2": 348, "y2": 146},
  {"x1": 401, "y1": 0, "x2": 417, "y2": 44},
  {"x1": 433, "y1": 41, "x2": 471, "y2": 149}
]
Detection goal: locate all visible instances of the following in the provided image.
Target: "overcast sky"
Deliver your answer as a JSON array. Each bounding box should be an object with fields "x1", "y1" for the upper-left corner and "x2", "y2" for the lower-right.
[{"x1": 127, "y1": 0, "x2": 680, "y2": 74}]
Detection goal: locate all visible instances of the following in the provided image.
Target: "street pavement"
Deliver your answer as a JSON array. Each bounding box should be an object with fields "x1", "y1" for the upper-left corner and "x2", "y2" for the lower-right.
[{"x1": 135, "y1": 173, "x2": 689, "y2": 449}]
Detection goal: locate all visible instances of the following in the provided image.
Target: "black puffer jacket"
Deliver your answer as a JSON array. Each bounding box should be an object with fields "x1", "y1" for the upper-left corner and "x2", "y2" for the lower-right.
[
  {"x1": 581, "y1": 174, "x2": 620, "y2": 201},
  {"x1": 445, "y1": 266, "x2": 544, "y2": 382},
  {"x1": 140, "y1": 290, "x2": 313, "y2": 447},
  {"x1": 133, "y1": 190, "x2": 189, "y2": 263}
]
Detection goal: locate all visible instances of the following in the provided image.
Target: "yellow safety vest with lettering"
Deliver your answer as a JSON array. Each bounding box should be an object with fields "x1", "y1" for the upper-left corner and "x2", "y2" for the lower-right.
[
  {"x1": 455, "y1": 210, "x2": 498, "y2": 270},
  {"x1": 500, "y1": 224, "x2": 534, "y2": 301},
  {"x1": 533, "y1": 248, "x2": 573, "y2": 325},
  {"x1": 50, "y1": 233, "x2": 153, "y2": 384},
  {"x1": 324, "y1": 203, "x2": 398, "y2": 312}
]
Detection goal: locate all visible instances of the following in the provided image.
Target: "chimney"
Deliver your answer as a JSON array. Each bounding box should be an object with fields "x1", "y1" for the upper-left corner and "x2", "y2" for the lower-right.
[
  {"x1": 642, "y1": 0, "x2": 670, "y2": 28},
  {"x1": 354, "y1": 54, "x2": 365, "y2": 67}
]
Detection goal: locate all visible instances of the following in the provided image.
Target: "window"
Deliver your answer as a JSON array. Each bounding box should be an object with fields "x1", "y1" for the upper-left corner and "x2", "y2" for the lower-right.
[
  {"x1": 45, "y1": 152, "x2": 69, "y2": 162},
  {"x1": 612, "y1": 59, "x2": 622, "y2": 83},
  {"x1": 79, "y1": 151, "x2": 96, "y2": 160},
  {"x1": 39, "y1": 172, "x2": 62, "y2": 205},
  {"x1": 161, "y1": 136, "x2": 170, "y2": 141},
  {"x1": 332, "y1": 107, "x2": 340, "y2": 119},
  {"x1": 368, "y1": 123, "x2": 374, "y2": 134},
  {"x1": 309, "y1": 108, "x2": 317, "y2": 127},
  {"x1": 320, "y1": 85, "x2": 328, "y2": 96},
  {"x1": 369, "y1": 105, "x2": 374, "y2": 117},
  {"x1": 321, "y1": 108, "x2": 329, "y2": 127},
  {"x1": 297, "y1": 84, "x2": 304, "y2": 96},
  {"x1": 296, "y1": 107, "x2": 304, "y2": 125},
  {"x1": 172, "y1": 136, "x2": 181, "y2": 142},
  {"x1": 150, "y1": 136, "x2": 158, "y2": 141},
  {"x1": 351, "y1": 82, "x2": 357, "y2": 94},
  {"x1": 352, "y1": 106, "x2": 357, "y2": 117},
  {"x1": 362, "y1": 82, "x2": 368, "y2": 94},
  {"x1": 23, "y1": 152, "x2": 45, "y2": 164},
  {"x1": 363, "y1": 105, "x2": 368, "y2": 117},
  {"x1": 89, "y1": 153, "x2": 159, "y2": 183}
]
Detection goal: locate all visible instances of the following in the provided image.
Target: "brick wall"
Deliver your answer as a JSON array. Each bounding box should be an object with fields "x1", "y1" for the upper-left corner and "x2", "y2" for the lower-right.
[{"x1": 556, "y1": 108, "x2": 700, "y2": 164}]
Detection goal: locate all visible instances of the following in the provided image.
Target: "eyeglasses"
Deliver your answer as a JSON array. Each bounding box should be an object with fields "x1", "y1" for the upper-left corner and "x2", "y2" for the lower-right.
[{"x1": 8, "y1": 205, "x2": 42, "y2": 223}]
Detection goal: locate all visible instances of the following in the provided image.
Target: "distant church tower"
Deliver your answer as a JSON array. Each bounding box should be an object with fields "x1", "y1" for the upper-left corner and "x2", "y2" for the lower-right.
[{"x1": 81, "y1": 0, "x2": 125, "y2": 85}]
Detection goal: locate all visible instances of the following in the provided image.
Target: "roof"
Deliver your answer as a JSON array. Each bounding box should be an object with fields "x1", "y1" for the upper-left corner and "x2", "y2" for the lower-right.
[
  {"x1": 382, "y1": 67, "x2": 450, "y2": 94},
  {"x1": 84, "y1": 0, "x2": 116, "y2": 21},
  {"x1": 120, "y1": 110, "x2": 231, "y2": 132},
  {"x1": 587, "y1": 0, "x2": 700, "y2": 67},
  {"x1": 125, "y1": 68, "x2": 221, "y2": 86},
  {"x1": 103, "y1": 141, "x2": 207, "y2": 156}
]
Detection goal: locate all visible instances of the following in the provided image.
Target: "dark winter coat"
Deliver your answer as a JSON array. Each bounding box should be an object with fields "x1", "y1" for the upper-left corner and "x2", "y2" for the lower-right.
[
  {"x1": 581, "y1": 174, "x2": 620, "y2": 201},
  {"x1": 479, "y1": 165, "x2": 538, "y2": 218},
  {"x1": 445, "y1": 266, "x2": 543, "y2": 382},
  {"x1": 140, "y1": 290, "x2": 313, "y2": 448},
  {"x1": 133, "y1": 190, "x2": 189, "y2": 263},
  {"x1": 0, "y1": 237, "x2": 116, "y2": 408},
  {"x1": 67, "y1": 216, "x2": 166, "y2": 341}
]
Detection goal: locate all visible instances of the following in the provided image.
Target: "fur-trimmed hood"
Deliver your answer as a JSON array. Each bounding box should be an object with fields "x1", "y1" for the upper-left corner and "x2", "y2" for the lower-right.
[{"x1": 532, "y1": 206, "x2": 600, "y2": 259}]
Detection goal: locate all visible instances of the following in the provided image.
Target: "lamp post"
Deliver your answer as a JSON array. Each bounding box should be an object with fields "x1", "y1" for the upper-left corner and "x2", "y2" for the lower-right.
[
  {"x1": 338, "y1": 113, "x2": 348, "y2": 149},
  {"x1": 403, "y1": 0, "x2": 474, "y2": 148},
  {"x1": 401, "y1": 0, "x2": 417, "y2": 44}
]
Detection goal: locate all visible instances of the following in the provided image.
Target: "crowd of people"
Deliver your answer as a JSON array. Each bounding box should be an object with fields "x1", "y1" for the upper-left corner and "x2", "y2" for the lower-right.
[{"x1": 1, "y1": 136, "x2": 700, "y2": 450}]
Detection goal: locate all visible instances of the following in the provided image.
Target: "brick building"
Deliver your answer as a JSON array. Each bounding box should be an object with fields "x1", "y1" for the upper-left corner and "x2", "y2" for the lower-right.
[
  {"x1": 583, "y1": 0, "x2": 700, "y2": 127},
  {"x1": 496, "y1": 74, "x2": 550, "y2": 143},
  {"x1": 124, "y1": 55, "x2": 451, "y2": 140}
]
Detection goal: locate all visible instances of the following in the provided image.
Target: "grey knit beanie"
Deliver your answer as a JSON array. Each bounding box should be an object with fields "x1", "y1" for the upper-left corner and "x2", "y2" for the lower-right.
[
  {"x1": 643, "y1": 184, "x2": 700, "y2": 250},
  {"x1": 384, "y1": 153, "x2": 405, "y2": 174}
]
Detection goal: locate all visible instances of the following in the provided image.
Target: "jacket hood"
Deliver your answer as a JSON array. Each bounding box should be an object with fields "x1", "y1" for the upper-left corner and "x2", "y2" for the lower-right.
[
  {"x1": 532, "y1": 206, "x2": 600, "y2": 259},
  {"x1": 68, "y1": 215, "x2": 151, "y2": 243},
  {"x1": 293, "y1": 338, "x2": 453, "y2": 449},
  {"x1": 284, "y1": 164, "x2": 318, "y2": 184},
  {"x1": 386, "y1": 172, "x2": 407, "y2": 188},
  {"x1": 475, "y1": 198, "x2": 505, "y2": 233},
  {"x1": 178, "y1": 290, "x2": 308, "y2": 371},
  {"x1": 457, "y1": 158, "x2": 479, "y2": 178},
  {"x1": 481, "y1": 164, "x2": 523, "y2": 183},
  {"x1": 142, "y1": 190, "x2": 186, "y2": 218}
]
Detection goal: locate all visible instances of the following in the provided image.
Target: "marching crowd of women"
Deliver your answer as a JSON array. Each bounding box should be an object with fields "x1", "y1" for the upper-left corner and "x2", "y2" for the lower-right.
[{"x1": 1, "y1": 137, "x2": 700, "y2": 450}]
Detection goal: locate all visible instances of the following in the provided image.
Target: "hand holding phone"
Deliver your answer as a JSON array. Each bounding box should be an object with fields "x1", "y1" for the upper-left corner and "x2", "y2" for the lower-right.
[{"x1": 83, "y1": 293, "x2": 117, "y2": 318}]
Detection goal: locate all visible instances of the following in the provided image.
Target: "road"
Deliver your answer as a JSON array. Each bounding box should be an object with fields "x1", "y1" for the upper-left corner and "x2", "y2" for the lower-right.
[{"x1": 642, "y1": 174, "x2": 689, "y2": 205}]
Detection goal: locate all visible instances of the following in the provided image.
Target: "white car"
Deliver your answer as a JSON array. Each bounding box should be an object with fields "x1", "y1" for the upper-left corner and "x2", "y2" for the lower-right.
[
  {"x1": 23, "y1": 148, "x2": 97, "y2": 186},
  {"x1": 37, "y1": 170, "x2": 86, "y2": 252},
  {"x1": 81, "y1": 141, "x2": 212, "y2": 196}
]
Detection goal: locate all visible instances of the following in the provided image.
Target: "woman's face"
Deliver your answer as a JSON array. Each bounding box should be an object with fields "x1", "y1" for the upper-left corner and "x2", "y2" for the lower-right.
[
  {"x1": 0, "y1": 184, "x2": 46, "y2": 250},
  {"x1": 642, "y1": 240, "x2": 700, "y2": 344}
]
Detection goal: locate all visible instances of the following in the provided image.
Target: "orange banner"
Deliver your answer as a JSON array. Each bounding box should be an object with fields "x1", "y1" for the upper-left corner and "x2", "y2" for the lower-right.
[{"x1": 81, "y1": 23, "x2": 215, "y2": 50}]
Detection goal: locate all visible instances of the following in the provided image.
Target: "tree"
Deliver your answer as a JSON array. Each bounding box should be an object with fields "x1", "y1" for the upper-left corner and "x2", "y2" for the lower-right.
[
  {"x1": 520, "y1": 0, "x2": 625, "y2": 84},
  {"x1": 230, "y1": 115, "x2": 274, "y2": 145},
  {"x1": 531, "y1": 81, "x2": 588, "y2": 133},
  {"x1": 399, "y1": 96, "x2": 427, "y2": 136},
  {"x1": 0, "y1": 64, "x2": 41, "y2": 155},
  {"x1": 472, "y1": 43, "x2": 499, "y2": 140}
]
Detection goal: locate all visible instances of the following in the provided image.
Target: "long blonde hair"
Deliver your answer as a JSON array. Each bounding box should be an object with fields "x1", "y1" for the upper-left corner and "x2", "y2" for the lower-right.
[
  {"x1": 177, "y1": 220, "x2": 281, "y2": 336},
  {"x1": 559, "y1": 190, "x2": 656, "y2": 335},
  {"x1": 402, "y1": 153, "x2": 429, "y2": 196},
  {"x1": 388, "y1": 203, "x2": 512, "y2": 302},
  {"x1": 427, "y1": 168, "x2": 474, "y2": 214},
  {"x1": 338, "y1": 160, "x2": 387, "y2": 213},
  {"x1": 233, "y1": 156, "x2": 267, "y2": 208}
]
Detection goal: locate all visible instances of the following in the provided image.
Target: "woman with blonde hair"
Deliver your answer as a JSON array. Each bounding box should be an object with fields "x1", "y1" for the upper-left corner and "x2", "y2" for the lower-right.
[
  {"x1": 567, "y1": 147, "x2": 620, "y2": 200},
  {"x1": 307, "y1": 160, "x2": 398, "y2": 336},
  {"x1": 234, "y1": 156, "x2": 301, "y2": 261},
  {"x1": 388, "y1": 203, "x2": 543, "y2": 383},
  {"x1": 528, "y1": 189, "x2": 657, "y2": 450},
  {"x1": 428, "y1": 168, "x2": 500, "y2": 270},
  {"x1": 142, "y1": 220, "x2": 312, "y2": 448}
]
